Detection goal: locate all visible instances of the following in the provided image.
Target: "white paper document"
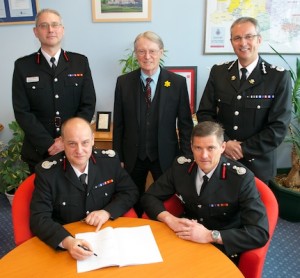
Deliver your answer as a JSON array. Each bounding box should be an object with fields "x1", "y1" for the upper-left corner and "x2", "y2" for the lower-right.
[{"x1": 75, "y1": 225, "x2": 163, "y2": 273}]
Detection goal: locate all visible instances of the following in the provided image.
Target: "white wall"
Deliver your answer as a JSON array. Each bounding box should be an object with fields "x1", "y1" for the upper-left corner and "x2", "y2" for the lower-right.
[{"x1": 0, "y1": 0, "x2": 294, "y2": 167}]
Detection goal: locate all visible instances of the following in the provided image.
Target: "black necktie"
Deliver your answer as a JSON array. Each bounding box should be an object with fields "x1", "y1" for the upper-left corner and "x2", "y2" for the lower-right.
[
  {"x1": 145, "y1": 77, "x2": 152, "y2": 108},
  {"x1": 200, "y1": 175, "x2": 209, "y2": 196},
  {"x1": 79, "y1": 173, "x2": 87, "y2": 191},
  {"x1": 50, "y1": 57, "x2": 56, "y2": 74},
  {"x1": 240, "y1": 68, "x2": 247, "y2": 87}
]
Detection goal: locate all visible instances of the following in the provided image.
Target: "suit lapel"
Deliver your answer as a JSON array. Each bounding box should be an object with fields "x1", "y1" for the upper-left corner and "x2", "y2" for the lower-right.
[
  {"x1": 158, "y1": 68, "x2": 169, "y2": 122},
  {"x1": 133, "y1": 70, "x2": 142, "y2": 126}
]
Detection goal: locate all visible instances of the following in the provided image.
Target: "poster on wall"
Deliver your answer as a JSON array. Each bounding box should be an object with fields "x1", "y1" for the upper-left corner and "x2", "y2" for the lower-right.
[
  {"x1": 0, "y1": 0, "x2": 39, "y2": 25},
  {"x1": 205, "y1": 0, "x2": 300, "y2": 54}
]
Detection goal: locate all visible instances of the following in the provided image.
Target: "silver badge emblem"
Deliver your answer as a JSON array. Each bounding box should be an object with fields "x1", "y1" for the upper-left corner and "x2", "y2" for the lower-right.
[{"x1": 41, "y1": 160, "x2": 57, "y2": 169}]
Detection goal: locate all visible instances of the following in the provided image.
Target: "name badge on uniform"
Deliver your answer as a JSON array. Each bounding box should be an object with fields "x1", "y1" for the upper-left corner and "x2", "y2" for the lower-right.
[{"x1": 26, "y1": 76, "x2": 39, "y2": 83}]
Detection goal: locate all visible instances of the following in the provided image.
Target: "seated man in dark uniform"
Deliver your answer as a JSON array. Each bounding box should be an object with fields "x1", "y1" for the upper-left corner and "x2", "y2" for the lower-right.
[
  {"x1": 141, "y1": 121, "x2": 269, "y2": 264},
  {"x1": 30, "y1": 117, "x2": 138, "y2": 260}
]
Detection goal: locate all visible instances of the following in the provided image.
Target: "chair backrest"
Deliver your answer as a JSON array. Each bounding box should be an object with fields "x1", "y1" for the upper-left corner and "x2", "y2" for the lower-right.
[
  {"x1": 122, "y1": 208, "x2": 138, "y2": 218},
  {"x1": 142, "y1": 194, "x2": 184, "y2": 219},
  {"x1": 12, "y1": 174, "x2": 36, "y2": 246},
  {"x1": 238, "y1": 177, "x2": 279, "y2": 278}
]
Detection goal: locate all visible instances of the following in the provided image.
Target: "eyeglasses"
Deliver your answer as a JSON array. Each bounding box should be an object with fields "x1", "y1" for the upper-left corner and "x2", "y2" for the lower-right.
[
  {"x1": 37, "y1": 22, "x2": 62, "y2": 30},
  {"x1": 231, "y1": 34, "x2": 259, "y2": 43},
  {"x1": 136, "y1": 49, "x2": 161, "y2": 57}
]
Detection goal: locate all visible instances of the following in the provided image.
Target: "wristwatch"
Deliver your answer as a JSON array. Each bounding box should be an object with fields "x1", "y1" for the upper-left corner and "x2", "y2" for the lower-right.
[{"x1": 211, "y1": 230, "x2": 220, "y2": 243}]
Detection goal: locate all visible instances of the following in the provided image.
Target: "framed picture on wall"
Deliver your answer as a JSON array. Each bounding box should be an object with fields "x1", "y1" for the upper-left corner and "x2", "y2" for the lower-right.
[
  {"x1": 92, "y1": 0, "x2": 151, "y2": 22},
  {"x1": 0, "y1": 0, "x2": 39, "y2": 25},
  {"x1": 165, "y1": 66, "x2": 197, "y2": 114},
  {"x1": 96, "y1": 112, "x2": 112, "y2": 132}
]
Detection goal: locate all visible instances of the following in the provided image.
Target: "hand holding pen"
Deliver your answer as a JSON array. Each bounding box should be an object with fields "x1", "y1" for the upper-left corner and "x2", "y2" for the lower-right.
[{"x1": 78, "y1": 244, "x2": 98, "y2": 257}]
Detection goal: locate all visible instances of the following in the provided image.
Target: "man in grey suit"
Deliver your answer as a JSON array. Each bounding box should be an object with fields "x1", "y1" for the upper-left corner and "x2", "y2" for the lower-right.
[
  {"x1": 113, "y1": 31, "x2": 193, "y2": 216},
  {"x1": 12, "y1": 9, "x2": 96, "y2": 173}
]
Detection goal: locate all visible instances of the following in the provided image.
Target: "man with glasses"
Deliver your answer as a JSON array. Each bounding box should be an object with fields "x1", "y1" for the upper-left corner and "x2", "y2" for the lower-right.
[
  {"x1": 113, "y1": 31, "x2": 193, "y2": 217},
  {"x1": 12, "y1": 9, "x2": 96, "y2": 173},
  {"x1": 196, "y1": 17, "x2": 292, "y2": 184}
]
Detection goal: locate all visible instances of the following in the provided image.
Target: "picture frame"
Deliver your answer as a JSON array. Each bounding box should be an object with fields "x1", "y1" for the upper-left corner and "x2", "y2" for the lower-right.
[
  {"x1": 165, "y1": 66, "x2": 197, "y2": 114},
  {"x1": 0, "y1": 0, "x2": 39, "y2": 25},
  {"x1": 96, "y1": 112, "x2": 112, "y2": 132},
  {"x1": 92, "y1": 0, "x2": 151, "y2": 22}
]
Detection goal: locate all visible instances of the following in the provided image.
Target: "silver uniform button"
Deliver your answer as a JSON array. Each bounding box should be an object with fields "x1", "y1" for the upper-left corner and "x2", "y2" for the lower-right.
[
  {"x1": 234, "y1": 111, "x2": 239, "y2": 116},
  {"x1": 56, "y1": 128, "x2": 60, "y2": 132},
  {"x1": 56, "y1": 111, "x2": 60, "y2": 115},
  {"x1": 257, "y1": 105, "x2": 261, "y2": 109},
  {"x1": 54, "y1": 78, "x2": 58, "y2": 82},
  {"x1": 233, "y1": 126, "x2": 238, "y2": 130},
  {"x1": 62, "y1": 202, "x2": 66, "y2": 206},
  {"x1": 55, "y1": 94, "x2": 59, "y2": 98},
  {"x1": 32, "y1": 86, "x2": 36, "y2": 89},
  {"x1": 237, "y1": 95, "x2": 242, "y2": 100}
]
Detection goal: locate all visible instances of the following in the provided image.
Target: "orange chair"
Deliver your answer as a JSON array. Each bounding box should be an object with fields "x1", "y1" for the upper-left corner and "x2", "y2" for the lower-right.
[
  {"x1": 12, "y1": 173, "x2": 137, "y2": 246},
  {"x1": 238, "y1": 177, "x2": 279, "y2": 278},
  {"x1": 12, "y1": 173, "x2": 36, "y2": 246}
]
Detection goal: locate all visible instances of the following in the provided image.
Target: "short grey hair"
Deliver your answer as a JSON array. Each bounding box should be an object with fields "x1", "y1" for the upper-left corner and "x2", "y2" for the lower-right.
[
  {"x1": 134, "y1": 31, "x2": 164, "y2": 51},
  {"x1": 230, "y1": 17, "x2": 261, "y2": 37},
  {"x1": 35, "y1": 9, "x2": 63, "y2": 26}
]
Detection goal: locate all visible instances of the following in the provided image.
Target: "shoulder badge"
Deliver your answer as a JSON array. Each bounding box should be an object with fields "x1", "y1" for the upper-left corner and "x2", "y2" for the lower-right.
[
  {"x1": 101, "y1": 149, "x2": 116, "y2": 157},
  {"x1": 42, "y1": 160, "x2": 57, "y2": 169},
  {"x1": 276, "y1": 66, "x2": 285, "y2": 72},
  {"x1": 233, "y1": 165, "x2": 246, "y2": 175},
  {"x1": 177, "y1": 156, "x2": 191, "y2": 164}
]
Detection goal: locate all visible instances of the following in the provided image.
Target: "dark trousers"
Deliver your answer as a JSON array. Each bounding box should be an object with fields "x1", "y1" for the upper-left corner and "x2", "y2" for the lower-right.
[{"x1": 130, "y1": 158, "x2": 163, "y2": 217}]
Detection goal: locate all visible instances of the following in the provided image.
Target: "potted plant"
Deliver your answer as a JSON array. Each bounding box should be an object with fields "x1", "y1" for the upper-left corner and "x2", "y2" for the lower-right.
[
  {"x1": 0, "y1": 121, "x2": 30, "y2": 205},
  {"x1": 269, "y1": 46, "x2": 300, "y2": 221}
]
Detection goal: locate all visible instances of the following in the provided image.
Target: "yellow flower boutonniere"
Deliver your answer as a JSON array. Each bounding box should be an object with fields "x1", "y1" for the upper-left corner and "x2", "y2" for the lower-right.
[{"x1": 164, "y1": 80, "x2": 171, "y2": 87}]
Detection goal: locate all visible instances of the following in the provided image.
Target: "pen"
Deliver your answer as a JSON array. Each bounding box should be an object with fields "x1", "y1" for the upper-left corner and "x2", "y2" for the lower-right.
[{"x1": 78, "y1": 244, "x2": 98, "y2": 256}]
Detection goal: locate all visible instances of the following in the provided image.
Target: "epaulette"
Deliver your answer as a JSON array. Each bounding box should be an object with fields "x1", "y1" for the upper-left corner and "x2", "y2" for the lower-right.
[
  {"x1": 40, "y1": 153, "x2": 64, "y2": 170},
  {"x1": 223, "y1": 161, "x2": 247, "y2": 176},
  {"x1": 93, "y1": 149, "x2": 116, "y2": 158}
]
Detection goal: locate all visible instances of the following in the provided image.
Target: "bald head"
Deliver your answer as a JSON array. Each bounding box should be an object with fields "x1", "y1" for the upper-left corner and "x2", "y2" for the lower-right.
[{"x1": 61, "y1": 117, "x2": 94, "y2": 172}]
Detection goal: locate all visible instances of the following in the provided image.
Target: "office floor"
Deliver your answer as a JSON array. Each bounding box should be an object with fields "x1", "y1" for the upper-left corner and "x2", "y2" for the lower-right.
[{"x1": 0, "y1": 193, "x2": 299, "y2": 277}]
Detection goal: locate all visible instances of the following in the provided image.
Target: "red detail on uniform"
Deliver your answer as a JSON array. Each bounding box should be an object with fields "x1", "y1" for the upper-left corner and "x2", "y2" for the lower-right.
[
  {"x1": 91, "y1": 154, "x2": 96, "y2": 164},
  {"x1": 63, "y1": 51, "x2": 69, "y2": 61},
  {"x1": 36, "y1": 52, "x2": 40, "y2": 64},
  {"x1": 221, "y1": 163, "x2": 226, "y2": 179},
  {"x1": 188, "y1": 161, "x2": 196, "y2": 174}
]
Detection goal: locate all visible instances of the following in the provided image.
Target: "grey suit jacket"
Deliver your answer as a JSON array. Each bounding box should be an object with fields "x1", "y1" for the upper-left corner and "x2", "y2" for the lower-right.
[{"x1": 113, "y1": 67, "x2": 193, "y2": 173}]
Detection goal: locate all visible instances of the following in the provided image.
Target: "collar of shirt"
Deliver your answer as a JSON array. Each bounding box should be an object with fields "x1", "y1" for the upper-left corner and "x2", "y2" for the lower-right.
[
  {"x1": 198, "y1": 165, "x2": 217, "y2": 181},
  {"x1": 41, "y1": 48, "x2": 61, "y2": 68},
  {"x1": 71, "y1": 161, "x2": 89, "y2": 183},
  {"x1": 140, "y1": 67, "x2": 161, "y2": 100},
  {"x1": 238, "y1": 56, "x2": 258, "y2": 79}
]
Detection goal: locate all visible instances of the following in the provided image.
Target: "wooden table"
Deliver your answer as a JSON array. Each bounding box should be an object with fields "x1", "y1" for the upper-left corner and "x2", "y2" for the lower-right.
[
  {"x1": 0, "y1": 218, "x2": 243, "y2": 277},
  {"x1": 93, "y1": 123, "x2": 113, "y2": 149}
]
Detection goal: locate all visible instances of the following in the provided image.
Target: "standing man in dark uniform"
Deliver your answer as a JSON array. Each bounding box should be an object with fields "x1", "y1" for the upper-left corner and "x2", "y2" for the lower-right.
[
  {"x1": 30, "y1": 117, "x2": 138, "y2": 260},
  {"x1": 113, "y1": 31, "x2": 193, "y2": 216},
  {"x1": 12, "y1": 9, "x2": 96, "y2": 173},
  {"x1": 142, "y1": 121, "x2": 269, "y2": 264},
  {"x1": 196, "y1": 17, "x2": 291, "y2": 184}
]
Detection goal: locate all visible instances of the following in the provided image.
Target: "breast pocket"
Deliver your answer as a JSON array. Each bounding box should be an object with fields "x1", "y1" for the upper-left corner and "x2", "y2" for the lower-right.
[{"x1": 245, "y1": 98, "x2": 273, "y2": 126}]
